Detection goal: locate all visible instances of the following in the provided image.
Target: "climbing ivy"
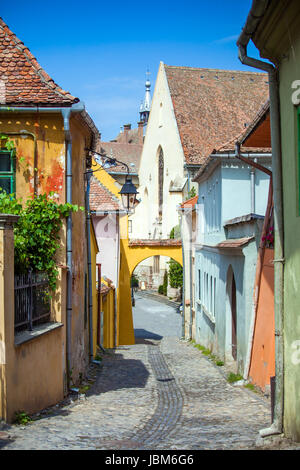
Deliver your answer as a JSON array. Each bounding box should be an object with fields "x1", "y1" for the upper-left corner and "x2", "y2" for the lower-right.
[
  {"x1": 186, "y1": 186, "x2": 196, "y2": 200},
  {"x1": 0, "y1": 191, "x2": 81, "y2": 291},
  {"x1": 0, "y1": 133, "x2": 15, "y2": 151}
]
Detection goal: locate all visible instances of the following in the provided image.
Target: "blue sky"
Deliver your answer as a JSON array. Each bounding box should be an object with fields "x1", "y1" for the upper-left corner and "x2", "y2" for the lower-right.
[{"x1": 1, "y1": 0, "x2": 258, "y2": 141}]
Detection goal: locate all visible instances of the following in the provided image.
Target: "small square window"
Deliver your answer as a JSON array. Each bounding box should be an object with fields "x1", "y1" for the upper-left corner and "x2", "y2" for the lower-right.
[
  {"x1": 0, "y1": 152, "x2": 11, "y2": 172},
  {"x1": 0, "y1": 150, "x2": 15, "y2": 194},
  {"x1": 0, "y1": 178, "x2": 12, "y2": 194}
]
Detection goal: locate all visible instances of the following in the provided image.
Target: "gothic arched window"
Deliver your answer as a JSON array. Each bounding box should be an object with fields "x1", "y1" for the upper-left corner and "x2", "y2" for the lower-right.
[{"x1": 158, "y1": 147, "x2": 164, "y2": 219}]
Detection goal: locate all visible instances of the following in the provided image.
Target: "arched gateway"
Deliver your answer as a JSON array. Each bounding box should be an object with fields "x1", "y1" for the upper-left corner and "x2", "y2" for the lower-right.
[
  {"x1": 127, "y1": 239, "x2": 182, "y2": 275},
  {"x1": 117, "y1": 237, "x2": 182, "y2": 346}
]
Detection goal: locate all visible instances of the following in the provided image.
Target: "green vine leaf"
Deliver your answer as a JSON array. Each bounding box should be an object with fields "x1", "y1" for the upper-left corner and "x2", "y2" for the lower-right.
[{"x1": 0, "y1": 191, "x2": 80, "y2": 292}]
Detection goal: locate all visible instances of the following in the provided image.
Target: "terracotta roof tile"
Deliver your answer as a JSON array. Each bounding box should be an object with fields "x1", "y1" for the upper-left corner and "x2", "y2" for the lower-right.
[
  {"x1": 89, "y1": 176, "x2": 121, "y2": 212},
  {"x1": 216, "y1": 100, "x2": 271, "y2": 152},
  {"x1": 101, "y1": 283, "x2": 111, "y2": 295},
  {"x1": 164, "y1": 65, "x2": 269, "y2": 164},
  {"x1": 217, "y1": 237, "x2": 254, "y2": 249},
  {"x1": 98, "y1": 142, "x2": 142, "y2": 175},
  {"x1": 180, "y1": 195, "x2": 198, "y2": 209},
  {"x1": 0, "y1": 17, "x2": 78, "y2": 106},
  {"x1": 114, "y1": 127, "x2": 142, "y2": 144}
]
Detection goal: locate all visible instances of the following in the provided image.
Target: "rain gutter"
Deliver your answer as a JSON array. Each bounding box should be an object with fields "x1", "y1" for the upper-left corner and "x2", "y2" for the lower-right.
[{"x1": 237, "y1": 0, "x2": 284, "y2": 437}]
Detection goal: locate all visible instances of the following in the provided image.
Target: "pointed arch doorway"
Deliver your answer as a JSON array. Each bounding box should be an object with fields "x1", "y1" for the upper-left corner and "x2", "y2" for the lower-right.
[{"x1": 226, "y1": 265, "x2": 237, "y2": 363}]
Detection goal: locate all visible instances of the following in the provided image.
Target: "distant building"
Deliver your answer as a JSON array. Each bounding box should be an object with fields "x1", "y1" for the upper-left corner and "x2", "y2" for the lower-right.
[
  {"x1": 193, "y1": 102, "x2": 272, "y2": 377},
  {"x1": 131, "y1": 62, "x2": 269, "y2": 291}
]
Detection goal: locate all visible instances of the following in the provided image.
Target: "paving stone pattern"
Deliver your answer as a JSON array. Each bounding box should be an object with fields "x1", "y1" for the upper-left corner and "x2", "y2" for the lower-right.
[{"x1": 1, "y1": 336, "x2": 295, "y2": 450}]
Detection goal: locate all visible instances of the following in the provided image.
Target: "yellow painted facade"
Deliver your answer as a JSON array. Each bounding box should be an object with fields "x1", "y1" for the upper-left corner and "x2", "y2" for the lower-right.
[
  {"x1": 91, "y1": 159, "x2": 183, "y2": 348},
  {"x1": 0, "y1": 111, "x2": 93, "y2": 421},
  {"x1": 101, "y1": 282, "x2": 115, "y2": 349}
]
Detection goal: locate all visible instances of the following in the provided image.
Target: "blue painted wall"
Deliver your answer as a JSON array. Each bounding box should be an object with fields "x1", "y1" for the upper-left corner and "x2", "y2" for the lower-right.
[{"x1": 195, "y1": 157, "x2": 270, "y2": 373}]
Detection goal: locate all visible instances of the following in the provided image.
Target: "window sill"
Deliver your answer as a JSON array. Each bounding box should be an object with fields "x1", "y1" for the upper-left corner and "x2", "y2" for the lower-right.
[
  {"x1": 15, "y1": 322, "x2": 63, "y2": 346},
  {"x1": 197, "y1": 302, "x2": 216, "y2": 324}
]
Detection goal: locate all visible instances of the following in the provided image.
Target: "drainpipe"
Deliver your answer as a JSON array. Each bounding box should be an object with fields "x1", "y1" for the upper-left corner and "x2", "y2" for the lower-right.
[
  {"x1": 250, "y1": 165, "x2": 255, "y2": 214},
  {"x1": 61, "y1": 103, "x2": 86, "y2": 388},
  {"x1": 237, "y1": 0, "x2": 284, "y2": 437},
  {"x1": 85, "y1": 167, "x2": 94, "y2": 358},
  {"x1": 179, "y1": 207, "x2": 186, "y2": 339}
]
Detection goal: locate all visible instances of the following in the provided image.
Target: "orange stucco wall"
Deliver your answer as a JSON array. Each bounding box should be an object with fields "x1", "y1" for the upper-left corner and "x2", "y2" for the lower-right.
[{"x1": 249, "y1": 248, "x2": 275, "y2": 391}]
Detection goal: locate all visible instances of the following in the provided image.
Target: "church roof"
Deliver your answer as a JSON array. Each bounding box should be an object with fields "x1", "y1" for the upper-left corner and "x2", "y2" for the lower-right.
[
  {"x1": 0, "y1": 17, "x2": 78, "y2": 106},
  {"x1": 164, "y1": 65, "x2": 269, "y2": 165}
]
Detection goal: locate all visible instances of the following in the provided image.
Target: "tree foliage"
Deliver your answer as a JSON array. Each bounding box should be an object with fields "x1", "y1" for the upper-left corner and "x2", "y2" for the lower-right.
[
  {"x1": 186, "y1": 186, "x2": 197, "y2": 200},
  {"x1": 170, "y1": 224, "x2": 181, "y2": 239},
  {"x1": 168, "y1": 259, "x2": 183, "y2": 288}
]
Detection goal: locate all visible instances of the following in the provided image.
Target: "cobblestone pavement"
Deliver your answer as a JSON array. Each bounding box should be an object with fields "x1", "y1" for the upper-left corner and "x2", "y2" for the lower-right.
[{"x1": 2, "y1": 334, "x2": 297, "y2": 450}]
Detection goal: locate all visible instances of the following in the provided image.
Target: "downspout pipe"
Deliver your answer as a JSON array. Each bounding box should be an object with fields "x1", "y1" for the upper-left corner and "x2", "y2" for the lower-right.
[
  {"x1": 250, "y1": 165, "x2": 255, "y2": 214},
  {"x1": 237, "y1": 4, "x2": 284, "y2": 437},
  {"x1": 85, "y1": 167, "x2": 94, "y2": 358},
  {"x1": 178, "y1": 207, "x2": 186, "y2": 339},
  {"x1": 60, "y1": 102, "x2": 85, "y2": 388}
]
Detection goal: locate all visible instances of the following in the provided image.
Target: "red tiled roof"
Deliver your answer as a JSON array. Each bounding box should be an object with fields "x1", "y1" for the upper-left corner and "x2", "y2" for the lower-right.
[
  {"x1": 98, "y1": 142, "x2": 142, "y2": 175},
  {"x1": 101, "y1": 283, "x2": 111, "y2": 295},
  {"x1": 0, "y1": 17, "x2": 78, "y2": 106},
  {"x1": 216, "y1": 100, "x2": 271, "y2": 152},
  {"x1": 114, "y1": 127, "x2": 141, "y2": 144},
  {"x1": 164, "y1": 65, "x2": 269, "y2": 164},
  {"x1": 180, "y1": 195, "x2": 198, "y2": 209},
  {"x1": 217, "y1": 237, "x2": 254, "y2": 249},
  {"x1": 89, "y1": 176, "x2": 121, "y2": 212}
]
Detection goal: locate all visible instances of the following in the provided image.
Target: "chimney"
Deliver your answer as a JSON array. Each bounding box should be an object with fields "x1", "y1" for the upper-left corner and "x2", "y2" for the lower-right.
[
  {"x1": 123, "y1": 123, "x2": 131, "y2": 143},
  {"x1": 138, "y1": 121, "x2": 144, "y2": 145}
]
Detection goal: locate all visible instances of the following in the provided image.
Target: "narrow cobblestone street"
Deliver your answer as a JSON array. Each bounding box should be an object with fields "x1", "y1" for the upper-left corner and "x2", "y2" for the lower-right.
[{"x1": 0, "y1": 295, "x2": 284, "y2": 451}]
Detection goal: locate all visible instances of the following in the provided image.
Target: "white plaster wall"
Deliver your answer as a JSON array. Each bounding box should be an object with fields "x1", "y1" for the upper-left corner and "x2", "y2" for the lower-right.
[
  {"x1": 131, "y1": 62, "x2": 186, "y2": 240},
  {"x1": 93, "y1": 215, "x2": 119, "y2": 286}
]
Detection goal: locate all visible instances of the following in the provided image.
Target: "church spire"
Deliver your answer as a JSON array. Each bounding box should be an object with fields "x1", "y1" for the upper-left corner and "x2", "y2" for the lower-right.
[{"x1": 139, "y1": 70, "x2": 151, "y2": 125}]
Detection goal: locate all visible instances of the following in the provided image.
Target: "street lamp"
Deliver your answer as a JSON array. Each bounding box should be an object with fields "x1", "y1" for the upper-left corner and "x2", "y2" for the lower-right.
[
  {"x1": 85, "y1": 148, "x2": 139, "y2": 213},
  {"x1": 119, "y1": 175, "x2": 138, "y2": 212}
]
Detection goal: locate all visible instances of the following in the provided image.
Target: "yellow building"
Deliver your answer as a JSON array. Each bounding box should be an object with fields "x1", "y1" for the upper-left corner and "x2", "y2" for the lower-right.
[
  {"x1": 0, "y1": 18, "x2": 99, "y2": 422},
  {"x1": 89, "y1": 159, "x2": 182, "y2": 352}
]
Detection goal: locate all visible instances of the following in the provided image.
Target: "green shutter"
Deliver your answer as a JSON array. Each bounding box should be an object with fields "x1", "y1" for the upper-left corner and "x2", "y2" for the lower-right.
[{"x1": 0, "y1": 150, "x2": 15, "y2": 194}]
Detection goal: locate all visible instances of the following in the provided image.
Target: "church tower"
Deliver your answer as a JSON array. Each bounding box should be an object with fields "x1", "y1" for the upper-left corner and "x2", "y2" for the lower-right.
[{"x1": 139, "y1": 71, "x2": 151, "y2": 125}]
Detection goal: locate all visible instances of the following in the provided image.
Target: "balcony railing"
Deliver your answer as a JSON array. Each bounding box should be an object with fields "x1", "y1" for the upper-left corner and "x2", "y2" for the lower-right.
[{"x1": 14, "y1": 270, "x2": 51, "y2": 332}]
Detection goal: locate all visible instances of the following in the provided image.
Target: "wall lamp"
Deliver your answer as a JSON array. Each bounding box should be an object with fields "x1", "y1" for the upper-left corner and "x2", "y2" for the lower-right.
[{"x1": 85, "y1": 148, "x2": 139, "y2": 213}]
